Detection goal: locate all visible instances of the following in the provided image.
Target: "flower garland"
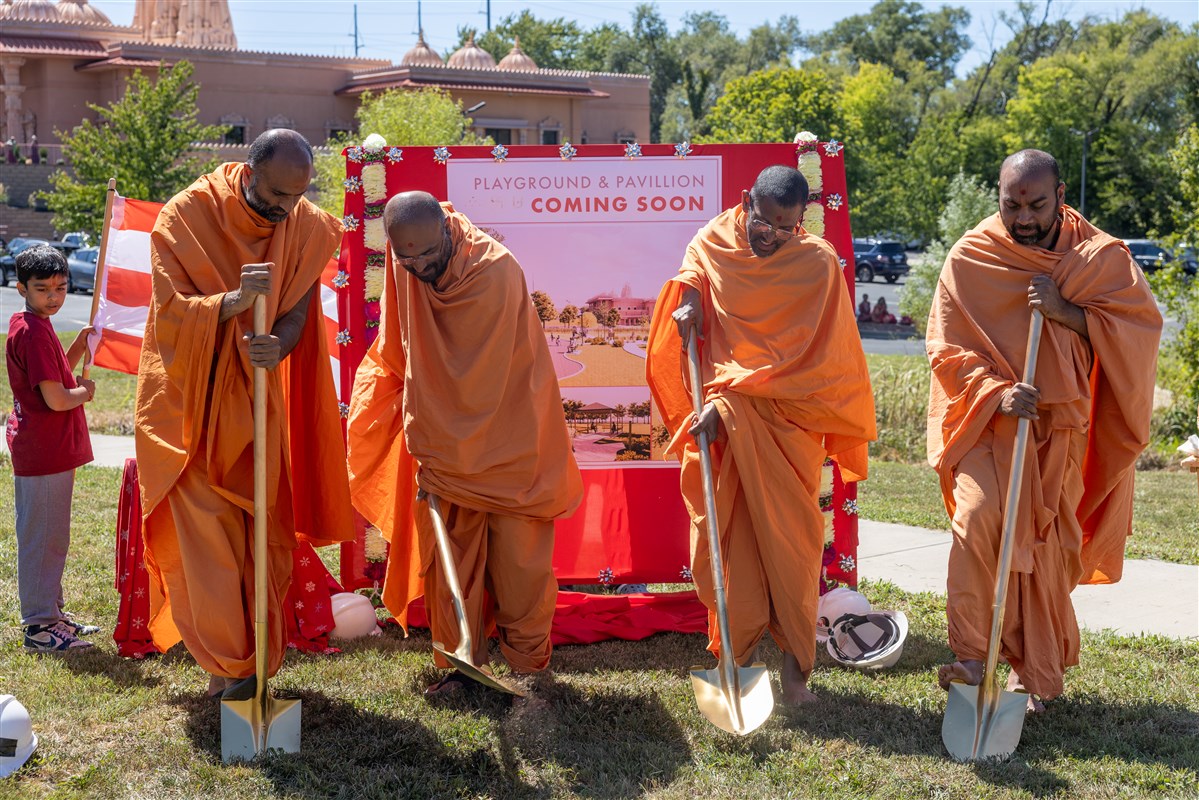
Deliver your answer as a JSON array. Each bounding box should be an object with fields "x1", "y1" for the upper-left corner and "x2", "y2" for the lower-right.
[{"x1": 794, "y1": 131, "x2": 827, "y2": 237}]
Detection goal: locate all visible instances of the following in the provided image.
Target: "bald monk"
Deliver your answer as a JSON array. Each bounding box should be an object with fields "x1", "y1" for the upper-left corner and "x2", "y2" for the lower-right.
[
  {"x1": 646, "y1": 165, "x2": 876, "y2": 704},
  {"x1": 135, "y1": 129, "x2": 353, "y2": 700},
  {"x1": 929, "y1": 149, "x2": 1162, "y2": 712},
  {"x1": 347, "y1": 192, "x2": 582, "y2": 697}
]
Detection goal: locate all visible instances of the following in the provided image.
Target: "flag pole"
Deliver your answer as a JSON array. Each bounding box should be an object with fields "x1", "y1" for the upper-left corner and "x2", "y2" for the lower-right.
[{"x1": 83, "y1": 177, "x2": 117, "y2": 380}]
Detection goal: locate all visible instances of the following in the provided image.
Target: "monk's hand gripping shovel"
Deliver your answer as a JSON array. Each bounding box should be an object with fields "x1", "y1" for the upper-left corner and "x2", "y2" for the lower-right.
[
  {"x1": 941, "y1": 310, "x2": 1043, "y2": 762},
  {"x1": 222, "y1": 295, "x2": 302, "y2": 763},
  {"x1": 423, "y1": 491, "x2": 525, "y2": 697},
  {"x1": 685, "y1": 329, "x2": 774, "y2": 735}
]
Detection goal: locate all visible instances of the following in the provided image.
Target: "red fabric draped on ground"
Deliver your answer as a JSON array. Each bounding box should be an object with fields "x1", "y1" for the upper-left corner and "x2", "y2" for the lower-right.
[
  {"x1": 402, "y1": 590, "x2": 708, "y2": 646},
  {"x1": 116, "y1": 458, "x2": 708, "y2": 652},
  {"x1": 113, "y1": 459, "x2": 343, "y2": 658}
]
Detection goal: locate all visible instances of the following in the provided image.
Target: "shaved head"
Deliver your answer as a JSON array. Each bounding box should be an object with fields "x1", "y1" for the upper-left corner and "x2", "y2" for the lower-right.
[
  {"x1": 246, "y1": 128, "x2": 314, "y2": 169},
  {"x1": 383, "y1": 191, "x2": 445, "y2": 230},
  {"x1": 1000, "y1": 149, "x2": 1060, "y2": 186},
  {"x1": 241, "y1": 129, "x2": 314, "y2": 223},
  {"x1": 750, "y1": 165, "x2": 809, "y2": 208},
  {"x1": 385, "y1": 192, "x2": 451, "y2": 284},
  {"x1": 998, "y1": 149, "x2": 1065, "y2": 248}
]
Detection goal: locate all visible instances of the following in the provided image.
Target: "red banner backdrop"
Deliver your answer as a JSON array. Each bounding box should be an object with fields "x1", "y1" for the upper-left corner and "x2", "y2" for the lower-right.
[{"x1": 336, "y1": 141, "x2": 863, "y2": 601}]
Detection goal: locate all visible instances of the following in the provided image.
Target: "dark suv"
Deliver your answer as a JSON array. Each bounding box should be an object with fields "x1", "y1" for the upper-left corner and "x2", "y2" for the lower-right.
[
  {"x1": 852, "y1": 239, "x2": 909, "y2": 283},
  {"x1": 1123, "y1": 239, "x2": 1198, "y2": 276}
]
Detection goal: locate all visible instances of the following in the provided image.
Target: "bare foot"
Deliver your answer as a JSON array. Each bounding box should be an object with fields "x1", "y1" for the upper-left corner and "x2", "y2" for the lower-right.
[
  {"x1": 938, "y1": 659, "x2": 984, "y2": 691},
  {"x1": 206, "y1": 674, "x2": 229, "y2": 699},
  {"x1": 425, "y1": 670, "x2": 471, "y2": 697},
  {"x1": 1005, "y1": 672, "x2": 1046, "y2": 713},
  {"x1": 781, "y1": 652, "x2": 818, "y2": 705}
]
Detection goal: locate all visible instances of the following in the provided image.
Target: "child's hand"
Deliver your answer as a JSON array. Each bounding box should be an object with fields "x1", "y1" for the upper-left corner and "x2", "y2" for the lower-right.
[
  {"x1": 77, "y1": 377, "x2": 96, "y2": 402},
  {"x1": 79, "y1": 325, "x2": 95, "y2": 337}
]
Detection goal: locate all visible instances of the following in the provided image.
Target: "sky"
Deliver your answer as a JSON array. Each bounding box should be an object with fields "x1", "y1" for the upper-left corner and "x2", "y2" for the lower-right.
[{"x1": 96, "y1": 1, "x2": 1198, "y2": 76}]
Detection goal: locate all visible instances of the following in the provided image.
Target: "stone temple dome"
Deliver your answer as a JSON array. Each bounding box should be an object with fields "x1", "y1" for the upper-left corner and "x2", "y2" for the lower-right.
[
  {"x1": 1, "y1": 0, "x2": 61, "y2": 21},
  {"x1": 400, "y1": 30, "x2": 444, "y2": 67},
  {"x1": 497, "y1": 37, "x2": 538, "y2": 72},
  {"x1": 447, "y1": 35, "x2": 497, "y2": 70},
  {"x1": 55, "y1": 0, "x2": 112, "y2": 24}
]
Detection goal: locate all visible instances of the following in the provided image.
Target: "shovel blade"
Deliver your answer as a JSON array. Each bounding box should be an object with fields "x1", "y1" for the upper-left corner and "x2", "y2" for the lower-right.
[
  {"x1": 220, "y1": 695, "x2": 302, "y2": 763},
  {"x1": 942, "y1": 681, "x2": 1027, "y2": 762},
  {"x1": 689, "y1": 661, "x2": 774, "y2": 735},
  {"x1": 433, "y1": 641, "x2": 526, "y2": 697}
]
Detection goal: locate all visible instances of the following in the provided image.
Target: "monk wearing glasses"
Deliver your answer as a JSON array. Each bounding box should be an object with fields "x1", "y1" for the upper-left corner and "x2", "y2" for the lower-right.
[{"x1": 647, "y1": 165, "x2": 876, "y2": 704}]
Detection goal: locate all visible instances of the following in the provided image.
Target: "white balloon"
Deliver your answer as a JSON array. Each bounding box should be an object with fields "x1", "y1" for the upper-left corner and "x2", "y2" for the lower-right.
[{"x1": 330, "y1": 592, "x2": 380, "y2": 640}]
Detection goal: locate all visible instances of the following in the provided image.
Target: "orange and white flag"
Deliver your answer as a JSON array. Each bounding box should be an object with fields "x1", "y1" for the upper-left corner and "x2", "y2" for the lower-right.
[
  {"x1": 88, "y1": 191, "x2": 343, "y2": 394},
  {"x1": 87, "y1": 193, "x2": 161, "y2": 375}
]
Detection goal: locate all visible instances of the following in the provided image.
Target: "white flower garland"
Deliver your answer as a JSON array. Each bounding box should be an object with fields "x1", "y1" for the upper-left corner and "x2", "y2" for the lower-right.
[
  {"x1": 364, "y1": 217, "x2": 387, "y2": 253},
  {"x1": 803, "y1": 204, "x2": 826, "y2": 238},
  {"x1": 797, "y1": 152, "x2": 823, "y2": 195},
  {"x1": 362, "y1": 163, "x2": 387, "y2": 205},
  {"x1": 364, "y1": 265, "x2": 385, "y2": 302}
]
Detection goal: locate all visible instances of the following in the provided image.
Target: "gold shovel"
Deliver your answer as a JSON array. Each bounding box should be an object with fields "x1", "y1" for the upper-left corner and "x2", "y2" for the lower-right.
[
  {"x1": 424, "y1": 492, "x2": 525, "y2": 696},
  {"x1": 685, "y1": 329, "x2": 774, "y2": 735},
  {"x1": 221, "y1": 295, "x2": 302, "y2": 763},
  {"x1": 942, "y1": 309, "x2": 1044, "y2": 762}
]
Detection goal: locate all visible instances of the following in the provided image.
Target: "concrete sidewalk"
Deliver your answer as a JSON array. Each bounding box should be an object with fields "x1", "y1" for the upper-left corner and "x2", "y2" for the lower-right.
[
  {"x1": 10, "y1": 432, "x2": 1195, "y2": 641},
  {"x1": 858, "y1": 520, "x2": 1199, "y2": 640}
]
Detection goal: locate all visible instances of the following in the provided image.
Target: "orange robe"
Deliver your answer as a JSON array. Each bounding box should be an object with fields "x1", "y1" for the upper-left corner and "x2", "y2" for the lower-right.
[
  {"x1": 347, "y1": 204, "x2": 581, "y2": 672},
  {"x1": 927, "y1": 206, "x2": 1162, "y2": 699},
  {"x1": 646, "y1": 205, "x2": 876, "y2": 675},
  {"x1": 135, "y1": 163, "x2": 354, "y2": 679}
]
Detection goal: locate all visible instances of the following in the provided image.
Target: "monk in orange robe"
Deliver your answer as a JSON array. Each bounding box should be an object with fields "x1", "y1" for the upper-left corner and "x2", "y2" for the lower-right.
[
  {"x1": 135, "y1": 130, "x2": 354, "y2": 700},
  {"x1": 928, "y1": 149, "x2": 1162, "y2": 711},
  {"x1": 347, "y1": 192, "x2": 582, "y2": 696},
  {"x1": 646, "y1": 165, "x2": 876, "y2": 704}
]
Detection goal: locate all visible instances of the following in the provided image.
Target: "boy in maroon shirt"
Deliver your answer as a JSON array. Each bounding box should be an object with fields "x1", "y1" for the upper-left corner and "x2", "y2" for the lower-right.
[{"x1": 5, "y1": 244, "x2": 99, "y2": 651}]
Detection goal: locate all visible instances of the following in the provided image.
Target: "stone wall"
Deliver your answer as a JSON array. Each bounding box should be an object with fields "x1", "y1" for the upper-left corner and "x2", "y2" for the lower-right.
[
  {"x1": 0, "y1": 163, "x2": 61, "y2": 209},
  {"x1": 0, "y1": 205, "x2": 59, "y2": 241}
]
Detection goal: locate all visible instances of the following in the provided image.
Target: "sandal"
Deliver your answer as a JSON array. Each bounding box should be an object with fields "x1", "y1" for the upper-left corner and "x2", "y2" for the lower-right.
[{"x1": 425, "y1": 671, "x2": 472, "y2": 697}]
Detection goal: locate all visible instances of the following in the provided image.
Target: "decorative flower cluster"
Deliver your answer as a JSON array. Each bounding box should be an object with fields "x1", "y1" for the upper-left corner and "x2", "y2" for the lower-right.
[
  {"x1": 558, "y1": 142, "x2": 577, "y2": 160},
  {"x1": 491, "y1": 144, "x2": 509, "y2": 162},
  {"x1": 598, "y1": 567, "x2": 614, "y2": 585}
]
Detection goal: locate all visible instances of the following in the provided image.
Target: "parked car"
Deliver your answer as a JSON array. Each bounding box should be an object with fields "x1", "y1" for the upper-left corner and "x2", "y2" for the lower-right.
[
  {"x1": 67, "y1": 246, "x2": 100, "y2": 293},
  {"x1": 0, "y1": 238, "x2": 80, "y2": 286},
  {"x1": 1123, "y1": 239, "x2": 1198, "y2": 276},
  {"x1": 60, "y1": 231, "x2": 92, "y2": 249},
  {"x1": 852, "y1": 238, "x2": 910, "y2": 283}
]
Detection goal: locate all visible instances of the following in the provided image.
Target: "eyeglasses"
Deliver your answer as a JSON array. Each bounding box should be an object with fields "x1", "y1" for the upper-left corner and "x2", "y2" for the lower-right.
[
  {"x1": 394, "y1": 226, "x2": 450, "y2": 269},
  {"x1": 747, "y1": 215, "x2": 798, "y2": 242}
]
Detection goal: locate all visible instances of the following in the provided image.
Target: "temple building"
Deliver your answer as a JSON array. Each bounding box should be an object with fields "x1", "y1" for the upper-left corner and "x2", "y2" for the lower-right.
[{"x1": 0, "y1": 0, "x2": 651, "y2": 154}]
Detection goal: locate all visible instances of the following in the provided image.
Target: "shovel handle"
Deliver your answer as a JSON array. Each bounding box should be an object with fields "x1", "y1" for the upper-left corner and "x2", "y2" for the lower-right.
[
  {"x1": 982, "y1": 310, "x2": 1043, "y2": 695},
  {"x1": 686, "y1": 330, "x2": 743, "y2": 728},
  {"x1": 426, "y1": 493, "x2": 475, "y2": 659},
  {"x1": 253, "y1": 295, "x2": 268, "y2": 703}
]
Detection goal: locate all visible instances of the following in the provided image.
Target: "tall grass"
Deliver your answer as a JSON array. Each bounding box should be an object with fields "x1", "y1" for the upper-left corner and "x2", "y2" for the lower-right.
[{"x1": 867, "y1": 354, "x2": 931, "y2": 463}]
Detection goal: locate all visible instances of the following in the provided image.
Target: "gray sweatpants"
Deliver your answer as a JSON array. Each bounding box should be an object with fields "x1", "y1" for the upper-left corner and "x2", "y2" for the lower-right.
[{"x1": 14, "y1": 469, "x2": 74, "y2": 628}]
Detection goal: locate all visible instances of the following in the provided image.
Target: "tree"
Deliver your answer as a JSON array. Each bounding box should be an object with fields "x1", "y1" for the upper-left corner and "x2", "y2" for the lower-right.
[
  {"x1": 531, "y1": 290, "x2": 556, "y2": 327},
  {"x1": 580, "y1": 311, "x2": 598, "y2": 330},
  {"x1": 701, "y1": 67, "x2": 842, "y2": 144},
  {"x1": 558, "y1": 304, "x2": 579, "y2": 326},
  {"x1": 1148, "y1": 124, "x2": 1199, "y2": 447},
  {"x1": 899, "y1": 171, "x2": 997, "y2": 334},
  {"x1": 314, "y1": 88, "x2": 489, "y2": 214},
  {"x1": 42, "y1": 61, "x2": 227, "y2": 238},
  {"x1": 839, "y1": 63, "x2": 915, "y2": 237},
  {"x1": 603, "y1": 306, "x2": 621, "y2": 333},
  {"x1": 475, "y1": 11, "x2": 587, "y2": 70}
]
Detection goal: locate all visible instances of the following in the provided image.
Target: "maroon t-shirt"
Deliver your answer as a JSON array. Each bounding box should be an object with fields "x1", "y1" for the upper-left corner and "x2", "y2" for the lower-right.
[{"x1": 5, "y1": 311, "x2": 93, "y2": 476}]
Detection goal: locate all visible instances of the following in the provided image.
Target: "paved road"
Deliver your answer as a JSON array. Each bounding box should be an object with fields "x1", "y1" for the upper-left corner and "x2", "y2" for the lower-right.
[{"x1": 0, "y1": 284, "x2": 95, "y2": 330}]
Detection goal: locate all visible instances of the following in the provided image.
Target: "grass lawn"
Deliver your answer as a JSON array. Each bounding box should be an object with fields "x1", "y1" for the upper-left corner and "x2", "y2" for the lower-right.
[
  {"x1": 0, "y1": 333, "x2": 138, "y2": 435},
  {"x1": 559, "y1": 344, "x2": 646, "y2": 387},
  {"x1": 860, "y1": 461, "x2": 1199, "y2": 565},
  {"x1": 1, "y1": 464, "x2": 1197, "y2": 799}
]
